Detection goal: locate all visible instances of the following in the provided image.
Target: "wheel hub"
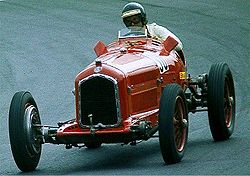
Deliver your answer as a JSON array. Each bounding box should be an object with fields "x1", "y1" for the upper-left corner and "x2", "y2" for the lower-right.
[{"x1": 24, "y1": 105, "x2": 42, "y2": 156}]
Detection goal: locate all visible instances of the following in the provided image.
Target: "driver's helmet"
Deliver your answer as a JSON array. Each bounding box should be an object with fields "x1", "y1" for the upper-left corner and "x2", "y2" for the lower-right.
[{"x1": 121, "y1": 2, "x2": 148, "y2": 27}]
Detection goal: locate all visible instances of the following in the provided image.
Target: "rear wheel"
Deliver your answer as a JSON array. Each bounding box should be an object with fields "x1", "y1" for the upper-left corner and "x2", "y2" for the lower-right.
[
  {"x1": 159, "y1": 84, "x2": 188, "y2": 164},
  {"x1": 208, "y1": 62, "x2": 235, "y2": 141},
  {"x1": 9, "y1": 91, "x2": 42, "y2": 172}
]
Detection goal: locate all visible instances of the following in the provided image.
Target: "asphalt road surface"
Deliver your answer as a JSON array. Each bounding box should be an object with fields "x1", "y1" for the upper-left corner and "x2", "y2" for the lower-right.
[{"x1": 1, "y1": 0, "x2": 249, "y2": 175}]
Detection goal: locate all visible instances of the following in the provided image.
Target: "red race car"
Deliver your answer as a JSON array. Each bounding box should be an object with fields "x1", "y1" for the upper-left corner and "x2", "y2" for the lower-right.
[{"x1": 9, "y1": 27, "x2": 235, "y2": 172}]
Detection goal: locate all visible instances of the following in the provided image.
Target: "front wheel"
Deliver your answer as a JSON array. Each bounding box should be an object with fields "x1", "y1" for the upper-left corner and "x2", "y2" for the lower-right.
[
  {"x1": 207, "y1": 62, "x2": 236, "y2": 141},
  {"x1": 159, "y1": 84, "x2": 188, "y2": 164},
  {"x1": 9, "y1": 91, "x2": 42, "y2": 172}
]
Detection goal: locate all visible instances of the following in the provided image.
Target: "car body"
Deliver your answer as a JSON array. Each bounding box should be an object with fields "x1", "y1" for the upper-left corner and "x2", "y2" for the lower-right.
[{"x1": 58, "y1": 27, "x2": 186, "y2": 144}]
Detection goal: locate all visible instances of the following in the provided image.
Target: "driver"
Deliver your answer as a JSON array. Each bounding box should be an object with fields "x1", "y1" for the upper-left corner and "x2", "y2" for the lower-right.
[{"x1": 121, "y1": 2, "x2": 183, "y2": 51}]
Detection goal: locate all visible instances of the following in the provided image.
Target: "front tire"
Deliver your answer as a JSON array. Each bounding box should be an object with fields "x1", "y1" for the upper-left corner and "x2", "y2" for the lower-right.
[
  {"x1": 208, "y1": 62, "x2": 236, "y2": 141},
  {"x1": 9, "y1": 91, "x2": 42, "y2": 172},
  {"x1": 159, "y1": 84, "x2": 188, "y2": 164}
]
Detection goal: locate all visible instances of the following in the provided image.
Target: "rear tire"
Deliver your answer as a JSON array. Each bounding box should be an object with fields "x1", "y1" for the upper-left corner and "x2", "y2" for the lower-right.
[
  {"x1": 208, "y1": 62, "x2": 235, "y2": 141},
  {"x1": 159, "y1": 84, "x2": 188, "y2": 164},
  {"x1": 9, "y1": 91, "x2": 42, "y2": 172}
]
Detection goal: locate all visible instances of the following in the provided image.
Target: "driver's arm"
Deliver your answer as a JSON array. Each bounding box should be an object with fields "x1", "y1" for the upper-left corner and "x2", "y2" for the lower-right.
[{"x1": 147, "y1": 23, "x2": 183, "y2": 51}]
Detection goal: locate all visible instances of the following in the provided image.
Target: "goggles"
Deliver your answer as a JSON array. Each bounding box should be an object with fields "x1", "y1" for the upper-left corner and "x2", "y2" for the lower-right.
[{"x1": 123, "y1": 14, "x2": 142, "y2": 27}]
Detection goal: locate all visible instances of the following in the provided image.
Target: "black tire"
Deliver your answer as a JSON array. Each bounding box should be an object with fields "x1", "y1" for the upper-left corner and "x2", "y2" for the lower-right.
[
  {"x1": 159, "y1": 84, "x2": 188, "y2": 164},
  {"x1": 208, "y1": 62, "x2": 235, "y2": 141},
  {"x1": 9, "y1": 91, "x2": 42, "y2": 172},
  {"x1": 84, "y1": 141, "x2": 102, "y2": 149}
]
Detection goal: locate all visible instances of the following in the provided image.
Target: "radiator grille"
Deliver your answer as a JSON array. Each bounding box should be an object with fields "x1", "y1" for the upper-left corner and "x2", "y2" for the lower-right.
[{"x1": 79, "y1": 75, "x2": 120, "y2": 127}]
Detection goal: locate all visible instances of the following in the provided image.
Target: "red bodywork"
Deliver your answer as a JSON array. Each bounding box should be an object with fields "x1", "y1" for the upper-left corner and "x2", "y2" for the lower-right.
[{"x1": 56, "y1": 36, "x2": 186, "y2": 144}]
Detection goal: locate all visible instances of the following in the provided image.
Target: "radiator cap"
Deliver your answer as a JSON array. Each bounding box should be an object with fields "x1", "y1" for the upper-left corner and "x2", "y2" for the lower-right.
[{"x1": 94, "y1": 59, "x2": 102, "y2": 73}]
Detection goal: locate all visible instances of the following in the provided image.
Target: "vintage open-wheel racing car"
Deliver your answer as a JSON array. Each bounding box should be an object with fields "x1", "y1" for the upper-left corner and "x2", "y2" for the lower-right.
[{"x1": 9, "y1": 27, "x2": 235, "y2": 172}]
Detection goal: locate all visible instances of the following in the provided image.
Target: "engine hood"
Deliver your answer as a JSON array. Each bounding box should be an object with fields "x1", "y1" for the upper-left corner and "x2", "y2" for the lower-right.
[
  {"x1": 101, "y1": 51, "x2": 157, "y2": 75},
  {"x1": 76, "y1": 46, "x2": 178, "y2": 85},
  {"x1": 97, "y1": 48, "x2": 177, "y2": 76}
]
